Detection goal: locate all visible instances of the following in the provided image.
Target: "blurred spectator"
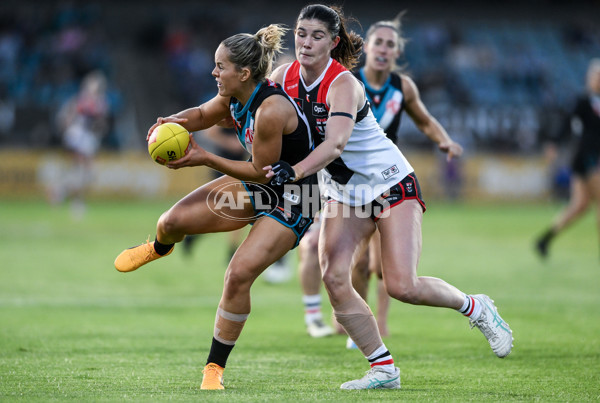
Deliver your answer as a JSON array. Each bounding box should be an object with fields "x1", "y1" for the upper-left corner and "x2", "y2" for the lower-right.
[
  {"x1": 0, "y1": 83, "x2": 15, "y2": 140},
  {"x1": 0, "y1": 1, "x2": 598, "y2": 154},
  {"x1": 53, "y1": 70, "x2": 110, "y2": 218}
]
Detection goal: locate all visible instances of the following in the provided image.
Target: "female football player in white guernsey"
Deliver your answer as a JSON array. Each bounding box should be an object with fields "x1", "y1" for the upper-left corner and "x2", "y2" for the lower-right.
[
  {"x1": 266, "y1": 4, "x2": 513, "y2": 390},
  {"x1": 114, "y1": 25, "x2": 319, "y2": 390},
  {"x1": 350, "y1": 12, "x2": 465, "y2": 342}
]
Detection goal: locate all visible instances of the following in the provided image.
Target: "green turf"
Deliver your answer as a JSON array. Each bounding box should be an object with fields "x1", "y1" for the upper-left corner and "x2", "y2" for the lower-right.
[{"x1": 1, "y1": 199, "x2": 599, "y2": 401}]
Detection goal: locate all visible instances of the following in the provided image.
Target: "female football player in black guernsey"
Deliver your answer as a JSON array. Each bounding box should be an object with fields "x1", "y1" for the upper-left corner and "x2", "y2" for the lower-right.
[{"x1": 114, "y1": 24, "x2": 318, "y2": 390}]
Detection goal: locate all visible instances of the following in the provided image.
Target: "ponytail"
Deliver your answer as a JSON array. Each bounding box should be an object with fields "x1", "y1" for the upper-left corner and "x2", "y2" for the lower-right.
[{"x1": 222, "y1": 24, "x2": 289, "y2": 83}]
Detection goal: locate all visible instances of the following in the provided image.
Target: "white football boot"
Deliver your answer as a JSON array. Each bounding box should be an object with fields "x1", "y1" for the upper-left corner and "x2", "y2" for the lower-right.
[
  {"x1": 306, "y1": 318, "x2": 334, "y2": 338},
  {"x1": 469, "y1": 294, "x2": 513, "y2": 358},
  {"x1": 340, "y1": 366, "x2": 401, "y2": 390}
]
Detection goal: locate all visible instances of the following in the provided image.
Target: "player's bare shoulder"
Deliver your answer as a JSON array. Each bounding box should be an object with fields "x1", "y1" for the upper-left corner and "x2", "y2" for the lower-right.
[
  {"x1": 329, "y1": 72, "x2": 365, "y2": 109},
  {"x1": 255, "y1": 94, "x2": 295, "y2": 134},
  {"x1": 270, "y1": 62, "x2": 292, "y2": 85},
  {"x1": 400, "y1": 74, "x2": 419, "y2": 101}
]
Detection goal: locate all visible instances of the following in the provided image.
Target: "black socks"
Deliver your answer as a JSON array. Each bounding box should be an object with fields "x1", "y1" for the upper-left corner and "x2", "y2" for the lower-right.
[
  {"x1": 153, "y1": 237, "x2": 174, "y2": 255},
  {"x1": 207, "y1": 338, "x2": 234, "y2": 368}
]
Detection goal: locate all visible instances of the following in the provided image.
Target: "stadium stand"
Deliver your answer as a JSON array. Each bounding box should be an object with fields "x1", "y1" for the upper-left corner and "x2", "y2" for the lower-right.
[{"x1": 0, "y1": 0, "x2": 598, "y2": 154}]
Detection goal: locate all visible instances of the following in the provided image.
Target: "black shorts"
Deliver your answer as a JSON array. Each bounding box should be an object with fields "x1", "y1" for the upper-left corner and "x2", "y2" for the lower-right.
[
  {"x1": 347, "y1": 173, "x2": 426, "y2": 221},
  {"x1": 242, "y1": 179, "x2": 319, "y2": 247},
  {"x1": 571, "y1": 151, "x2": 600, "y2": 178}
]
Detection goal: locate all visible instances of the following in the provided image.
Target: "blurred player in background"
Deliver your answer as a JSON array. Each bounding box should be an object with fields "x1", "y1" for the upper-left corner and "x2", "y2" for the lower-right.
[
  {"x1": 114, "y1": 25, "x2": 319, "y2": 390},
  {"x1": 536, "y1": 58, "x2": 600, "y2": 258},
  {"x1": 267, "y1": 4, "x2": 512, "y2": 389},
  {"x1": 55, "y1": 70, "x2": 110, "y2": 218}
]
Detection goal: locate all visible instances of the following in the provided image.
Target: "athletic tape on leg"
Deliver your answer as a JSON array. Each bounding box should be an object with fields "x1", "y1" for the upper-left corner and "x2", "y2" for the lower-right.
[
  {"x1": 334, "y1": 299, "x2": 382, "y2": 356},
  {"x1": 214, "y1": 307, "x2": 249, "y2": 346}
]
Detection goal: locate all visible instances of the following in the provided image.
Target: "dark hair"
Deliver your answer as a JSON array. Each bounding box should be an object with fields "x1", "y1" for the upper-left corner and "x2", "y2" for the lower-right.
[
  {"x1": 296, "y1": 4, "x2": 363, "y2": 70},
  {"x1": 365, "y1": 11, "x2": 408, "y2": 54},
  {"x1": 221, "y1": 24, "x2": 288, "y2": 83}
]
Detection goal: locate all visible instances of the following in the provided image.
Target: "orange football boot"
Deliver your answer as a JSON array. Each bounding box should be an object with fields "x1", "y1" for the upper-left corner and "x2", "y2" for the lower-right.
[
  {"x1": 201, "y1": 363, "x2": 225, "y2": 390},
  {"x1": 114, "y1": 239, "x2": 172, "y2": 272}
]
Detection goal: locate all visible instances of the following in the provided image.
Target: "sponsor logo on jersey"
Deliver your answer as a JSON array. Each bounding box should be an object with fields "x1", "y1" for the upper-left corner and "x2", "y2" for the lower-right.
[
  {"x1": 287, "y1": 83, "x2": 298, "y2": 91},
  {"x1": 312, "y1": 102, "x2": 328, "y2": 117},
  {"x1": 381, "y1": 165, "x2": 399, "y2": 180}
]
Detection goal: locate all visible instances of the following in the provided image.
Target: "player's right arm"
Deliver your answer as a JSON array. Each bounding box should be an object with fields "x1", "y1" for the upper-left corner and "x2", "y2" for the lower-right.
[{"x1": 146, "y1": 94, "x2": 231, "y2": 140}]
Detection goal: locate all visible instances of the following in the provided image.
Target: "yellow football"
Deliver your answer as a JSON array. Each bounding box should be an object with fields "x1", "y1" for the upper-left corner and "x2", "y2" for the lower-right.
[{"x1": 147, "y1": 122, "x2": 190, "y2": 165}]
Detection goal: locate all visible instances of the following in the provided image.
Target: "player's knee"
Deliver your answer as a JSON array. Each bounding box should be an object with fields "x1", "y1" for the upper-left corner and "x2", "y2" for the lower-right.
[
  {"x1": 386, "y1": 281, "x2": 419, "y2": 304},
  {"x1": 223, "y1": 265, "x2": 253, "y2": 294},
  {"x1": 157, "y1": 209, "x2": 184, "y2": 236},
  {"x1": 322, "y1": 268, "x2": 350, "y2": 297},
  {"x1": 299, "y1": 231, "x2": 319, "y2": 254}
]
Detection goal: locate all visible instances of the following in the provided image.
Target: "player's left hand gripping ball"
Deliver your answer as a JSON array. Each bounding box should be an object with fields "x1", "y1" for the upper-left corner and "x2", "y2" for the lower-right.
[
  {"x1": 148, "y1": 122, "x2": 191, "y2": 165},
  {"x1": 269, "y1": 160, "x2": 296, "y2": 186}
]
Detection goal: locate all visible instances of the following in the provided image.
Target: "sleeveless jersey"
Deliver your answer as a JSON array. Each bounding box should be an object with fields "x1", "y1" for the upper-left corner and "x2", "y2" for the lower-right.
[
  {"x1": 354, "y1": 68, "x2": 404, "y2": 144},
  {"x1": 282, "y1": 59, "x2": 414, "y2": 206},
  {"x1": 230, "y1": 79, "x2": 320, "y2": 223},
  {"x1": 229, "y1": 79, "x2": 314, "y2": 167}
]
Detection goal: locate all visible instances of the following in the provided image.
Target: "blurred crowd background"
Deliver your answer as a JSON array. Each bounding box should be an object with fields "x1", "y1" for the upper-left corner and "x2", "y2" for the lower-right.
[{"x1": 0, "y1": 0, "x2": 598, "y2": 202}]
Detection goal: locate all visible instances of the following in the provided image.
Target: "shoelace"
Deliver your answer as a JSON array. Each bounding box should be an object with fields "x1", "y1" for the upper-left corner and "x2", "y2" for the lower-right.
[
  {"x1": 203, "y1": 365, "x2": 223, "y2": 384},
  {"x1": 470, "y1": 312, "x2": 498, "y2": 342},
  {"x1": 127, "y1": 240, "x2": 155, "y2": 266},
  {"x1": 142, "y1": 241, "x2": 156, "y2": 262}
]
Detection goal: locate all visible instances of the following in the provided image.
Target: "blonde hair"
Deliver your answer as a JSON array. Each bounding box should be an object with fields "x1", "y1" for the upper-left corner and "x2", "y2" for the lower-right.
[
  {"x1": 365, "y1": 11, "x2": 408, "y2": 54},
  {"x1": 221, "y1": 24, "x2": 289, "y2": 83}
]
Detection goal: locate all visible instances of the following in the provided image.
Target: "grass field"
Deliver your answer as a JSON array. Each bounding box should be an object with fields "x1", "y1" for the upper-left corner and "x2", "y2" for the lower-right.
[{"x1": 1, "y1": 198, "x2": 599, "y2": 401}]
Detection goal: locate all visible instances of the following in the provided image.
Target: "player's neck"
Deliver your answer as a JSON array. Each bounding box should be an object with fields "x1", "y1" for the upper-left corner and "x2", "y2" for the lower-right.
[
  {"x1": 364, "y1": 68, "x2": 390, "y2": 90},
  {"x1": 234, "y1": 82, "x2": 259, "y2": 107},
  {"x1": 300, "y1": 59, "x2": 330, "y2": 87}
]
